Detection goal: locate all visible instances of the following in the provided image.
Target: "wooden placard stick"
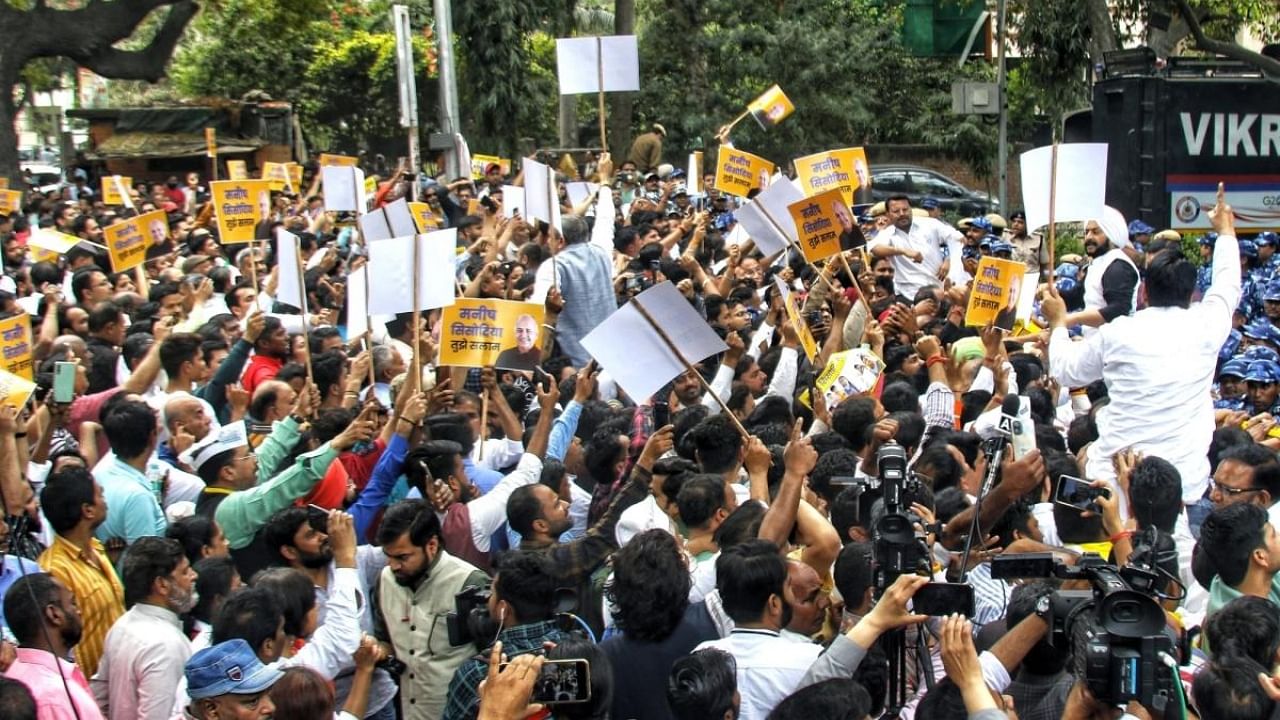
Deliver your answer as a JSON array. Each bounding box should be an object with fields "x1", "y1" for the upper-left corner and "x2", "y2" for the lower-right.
[
  {"x1": 293, "y1": 249, "x2": 314, "y2": 381},
  {"x1": 596, "y1": 37, "x2": 608, "y2": 151},
  {"x1": 630, "y1": 298, "x2": 750, "y2": 440},
  {"x1": 1046, "y1": 142, "x2": 1059, "y2": 286}
]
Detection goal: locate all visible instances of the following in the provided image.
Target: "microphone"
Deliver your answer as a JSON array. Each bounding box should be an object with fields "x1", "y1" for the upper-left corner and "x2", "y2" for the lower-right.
[
  {"x1": 982, "y1": 393, "x2": 1021, "y2": 497},
  {"x1": 957, "y1": 393, "x2": 1020, "y2": 581}
]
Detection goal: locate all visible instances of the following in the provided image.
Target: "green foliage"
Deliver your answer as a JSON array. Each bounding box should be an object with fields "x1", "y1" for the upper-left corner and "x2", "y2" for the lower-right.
[
  {"x1": 635, "y1": 0, "x2": 998, "y2": 177},
  {"x1": 1006, "y1": 0, "x2": 1280, "y2": 134},
  {"x1": 171, "y1": 0, "x2": 336, "y2": 104},
  {"x1": 297, "y1": 31, "x2": 437, "y2": 151},
  {"x1": 172, "y1": 0, "x2": 443, "y2": 153},
  {"x1": 452, "y1": 0, "x2": 559, "y2": 156}
]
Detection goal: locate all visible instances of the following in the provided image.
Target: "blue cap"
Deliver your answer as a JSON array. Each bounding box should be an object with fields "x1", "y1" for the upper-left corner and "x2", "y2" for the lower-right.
[
  {"x1": 1245, "y1": 360, "x2": 1280, "y2": 384},
  {"x1": 921, "y1": 197, "x2": 940, "y2": 210},
  {"x1": 1220, "y1": 329, "x2": 1243, "y2": 362},
  {"x1": 1199, "y1": 232, "x2": 1219, "y2": 247},
  {"x1": 966, "y1": 217, "x2": 993, "y2": 233},
  {"x1": 1054, "y1": 262, "x2": 1080, "y2": 281},
  {"x1": 1243, "y1": 345, "x2": 1280, "y2": 364},
  {"x1": 857, "y1": 214, "x2": 873, "y2": 224},
  {"x1": 185, "y1": 639, "x2": 283, "y2": 700},
  {"x1": 1128, "y1": 219, "x2": 1154, "y2": 237},
  {"x1": 1264, "y1": 281, "x2": 1280, "y2": 302},
  {"x1": 990, "y1": 240, "x2": 1015, "y2": 255},
  {"x1": 1220, "y1": 357, "x2": 1251, "y2": 378},
  {"x1": 978, "y1": 236, "x2": 993, "y2": 250},
  {"x1": 1256, "y1": 231, "x2": 1279, "y2": 247},
  {"x1": 961, "y1": 245, "x2": 981, "y2": 261},
  {"x1": 712, "y1": 213, "x2": 734, "y2": 231},
  {"x1": 1055, "y1": 276, "x2": 1079, "y2": 295},
  {"x1": 1242, "y1": 320, "x2": 1276, "y2": 341},
  {"x1": 1240, "y1": 239, "x2": 1259, "y2": 259}
]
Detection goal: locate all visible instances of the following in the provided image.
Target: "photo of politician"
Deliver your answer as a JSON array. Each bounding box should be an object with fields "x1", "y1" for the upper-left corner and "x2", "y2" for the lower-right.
[
  {"x1": 494, "y1": 314, "x2": 540, "y2": 371},
  {"x1": 994, "y1": 273, "x2": 1021, "y2": 331}
]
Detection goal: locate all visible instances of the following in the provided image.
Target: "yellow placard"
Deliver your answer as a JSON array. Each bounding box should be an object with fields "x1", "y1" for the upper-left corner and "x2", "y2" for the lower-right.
[
  {"x1": 104, "y1": 208, "x2": 166, "y2": 272},
  {"x1": 262, "y1": 162, "x2": 291, "y2": 192},
  {"x1": 775, "y1": 278, "x2": 818, "y2": 362},
  {"x1": 28, "y1": 229, "x2": 81, "y2": 264},
  {"x1": 100, "y1": 176, "x2": 132, "y2": 206},
  {"x1": 800, "y1": 348, "x2": 884, "y2": 413},
  {"x1": 0, "y1": 189, "x2": 21, "y2": 214},
  {"x1": 364, "y1": 176, "x2": 378, "y2": 197},
  {"x1": 0, "y1": 178, "x2": 9, "y2": 189},
  {"x1": 408, "y1": 202, "x2": 441, "y2": 232},
  {"x1": 0, "y1": 368, "x2": 36, "y2": 409},
  {"x1": 319, "y1": 153, "x2": 359, "y2": 167},
  {"x1": 205, "y1": 127, "x2": 217, "y2": 158},
  {"x1": 439, "y1": 299, "x2": 546, "y2": 371},
  {"x1": 211, "y1": 180, "x2": 271, "y2": 245},
  {"x1": 287, "y1": 163, "x2": 304, "y2": 193},
  {"x1": 788, "y1": 189, "x2": 850, "y2": 263},
  {"x1": 964, "y1": 257, "x2": 1028, "y2": 331},
  {"x1": 227, "y1": 160, "x2": 248, "y2": 181},
  {"x1": 471, "y1": 154, "x2": 510, "y2": 179},
  {"x1": 713, "y1": 146, "x2": 774, "y2": 198},
  {"x1": 794, "y1": 147, "x2": 868, "y2": 207},
  {"x1": 0, "y1": 314, "x2": 34, "y2": 381},
  {"x1": 747, "y1": 84, "x2": 795, "y2": 129}
]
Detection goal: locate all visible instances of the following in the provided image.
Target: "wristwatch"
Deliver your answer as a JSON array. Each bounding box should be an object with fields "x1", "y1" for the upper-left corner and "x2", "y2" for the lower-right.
[{"x1": 1035, "y1": 595, "x2": 1052, "y2": 621}]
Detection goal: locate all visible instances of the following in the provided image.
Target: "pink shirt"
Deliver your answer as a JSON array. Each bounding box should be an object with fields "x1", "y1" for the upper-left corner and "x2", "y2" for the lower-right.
[{"x1": 5, "y1": 647, "x2": 105, "y2": 720}]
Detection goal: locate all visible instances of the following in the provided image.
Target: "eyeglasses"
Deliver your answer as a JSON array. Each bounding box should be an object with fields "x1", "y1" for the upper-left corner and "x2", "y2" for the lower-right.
[{"x1": 1212, "y1": 481, "x2": 1263, "y2": 497}]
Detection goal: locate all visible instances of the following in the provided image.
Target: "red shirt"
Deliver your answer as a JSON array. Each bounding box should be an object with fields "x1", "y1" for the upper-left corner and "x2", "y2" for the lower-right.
[{"x1": 241, "y1": 353, "x2": 285, "y2": 395}]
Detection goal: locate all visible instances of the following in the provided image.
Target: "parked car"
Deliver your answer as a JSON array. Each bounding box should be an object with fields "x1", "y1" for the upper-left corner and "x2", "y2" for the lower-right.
[
  {"x1": 20, "y1": 162, "x2": 63, "y2": 194},
  {"x1": 866, "y1": 164, "x2": 996, "y2": 216}
]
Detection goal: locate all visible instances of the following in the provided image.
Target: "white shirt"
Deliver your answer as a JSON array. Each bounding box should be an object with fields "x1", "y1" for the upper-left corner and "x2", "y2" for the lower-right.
[
  {"x1": 471, "y1": 437, "x2": 523, "y2": 472},
  {"x1": 1049, "y1": 234, "x2": 1241, "y2": 504},
  {"x1": 616, "y1": 494, "x2": 674, "y2": 546},
  {"x1": 695, "y1": 628, "x2": 822, "y2": 720},
  {"x1": 868, "y1": 218, "x2": 963, "y2": 300},
  {"x1": 470, "y1": 453, "x2": 544, "y2": 552},
  {"x1": 170, "y1": 566, "x2": 366, "y2": 718},
  {"x1": 91, "y1": 603, "x2": 192, "y2": 720}
]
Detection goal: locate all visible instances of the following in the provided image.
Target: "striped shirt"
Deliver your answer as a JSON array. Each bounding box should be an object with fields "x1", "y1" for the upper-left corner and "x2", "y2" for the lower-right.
[{"x1": 38, "y1": 534, "x2": 125, "y2": 678}]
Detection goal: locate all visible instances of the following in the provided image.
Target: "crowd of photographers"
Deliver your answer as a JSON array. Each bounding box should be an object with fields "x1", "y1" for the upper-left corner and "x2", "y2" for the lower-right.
[{"x1": 0, "y1": 146, "x2": 1274, "y2": 720}]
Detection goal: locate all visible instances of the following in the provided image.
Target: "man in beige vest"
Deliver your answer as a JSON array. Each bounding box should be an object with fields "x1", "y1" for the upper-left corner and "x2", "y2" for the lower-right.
[{"x1": 373, "y1": 500, "x2": 489, "y2": 720}]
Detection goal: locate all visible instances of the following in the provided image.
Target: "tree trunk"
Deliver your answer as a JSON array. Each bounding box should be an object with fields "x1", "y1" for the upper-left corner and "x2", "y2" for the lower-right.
[
  {"x1": 1083, "y1": 0, "x2": 1118, "y2": 77},
  {"x1": 0, "y1": 69, "x2": 20, "y2": 185},
  {"x1": 558, "y1": 93, "x2": 577, "y2": 148},
  {"x1": 609, "y1": 0, "x2": 635, "y2": 158},
  {"x1": 0, "y1": 0, "x2": 198, "y2": 183}
]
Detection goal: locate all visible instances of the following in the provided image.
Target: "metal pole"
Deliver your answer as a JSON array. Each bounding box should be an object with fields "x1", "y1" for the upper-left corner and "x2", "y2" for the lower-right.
[
  {"x1": 433, "y1": 0, "x2": 462, "y2": 178},
  {"x1": 996, "y1": 0, "x2": 1009, "y2": 211},
  {"x1": 393, "y1": 5, "x2": 422, "y2": 202}
]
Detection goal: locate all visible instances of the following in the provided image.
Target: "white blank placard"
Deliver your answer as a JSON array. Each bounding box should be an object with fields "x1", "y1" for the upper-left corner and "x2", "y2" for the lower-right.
[
  {"x1": 367, "y1": 229, "x2": 458, "y2": 314},
  {"x1": 555, "y1": 35, "x2": 640, "y2": 95},
  {"x1": 1019, "y1": 143, "x2": 1109, "y2": 232},
  {"x1": 581, "y1": 282, "x2": 727, "y2": 402},
  {"x1": 735, "y1": 179, "x2": 804, "y2": 256},
  {"x1": 322, "y1": 166, "x2": 366, "y2": 212}
]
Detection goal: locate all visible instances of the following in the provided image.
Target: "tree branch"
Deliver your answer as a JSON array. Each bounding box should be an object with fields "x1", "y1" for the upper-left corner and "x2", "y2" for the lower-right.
[
  {"x1": 1173, "y1": 0, "x2": 1280, "y2": 81},
  {"x1": 72, "y1": 1, "x2": 199, "y2": 82}
]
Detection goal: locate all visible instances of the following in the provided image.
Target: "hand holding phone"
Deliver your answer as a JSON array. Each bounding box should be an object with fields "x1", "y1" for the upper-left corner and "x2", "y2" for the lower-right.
[
  {"x1": 53, "y1": 361, "x2": 77, "y2": 404},
  {"x1": 1054, "y1": 475, "x2": 1110, "y2": 513}
]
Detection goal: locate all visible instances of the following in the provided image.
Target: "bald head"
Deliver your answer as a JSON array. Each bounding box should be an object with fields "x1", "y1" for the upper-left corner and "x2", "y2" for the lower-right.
[
  {"x1": 164, "y1": 396, "x2": 211, "y2": 442},
  {"x1": 251, "y1": 380, "x2": 297, "y2": 423}
]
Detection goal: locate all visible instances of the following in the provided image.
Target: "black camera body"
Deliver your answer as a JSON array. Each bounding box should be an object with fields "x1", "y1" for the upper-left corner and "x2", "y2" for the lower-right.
[
  {"x1": 991, "y1": 552, "x2": 1177, "y2": 713},
  {"x1": 871, "y1": 442, "x2": 930, "y2": 590},
  {"x1": 447, "y1": 585, "x2": 496, "y2": 648}
]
